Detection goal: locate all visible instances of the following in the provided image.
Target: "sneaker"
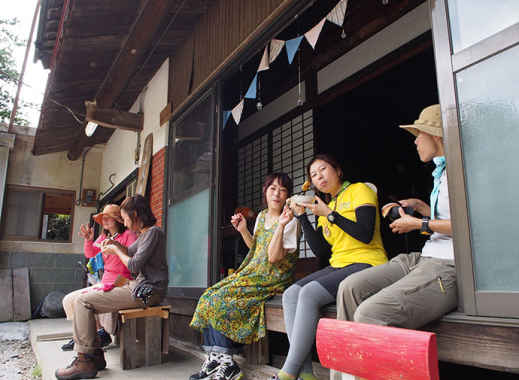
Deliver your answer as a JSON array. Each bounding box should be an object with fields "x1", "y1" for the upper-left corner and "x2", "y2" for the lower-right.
[
  {"x1": 61, "y1": 339, "x2": 75, "y2": 351},
  {"x1": 189, "y1": 355, "x2": 221, "y2": 380},
  {"x1": 213, "y1": 360, "x2": 243, "y2": 380},
  {"x1": 97, "y1": 328, "x2": 112, "y2": 347}
]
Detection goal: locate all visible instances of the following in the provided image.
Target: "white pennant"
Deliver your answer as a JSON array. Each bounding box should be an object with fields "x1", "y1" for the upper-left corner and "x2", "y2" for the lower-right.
[
  {"x1": 326, "y1": 0, "x2": 348, "y2": 27},
  {"x1": 269, "y1": 39, "x2": 285, "y2": 64},
  {"x1": 305, "y1": 18, "x2": 326, "y2": 49},
  {"x1": 258, "y1": 46, "x2": 270, "y2": 72},
  {"x1": 232, "y1": 99, "x2": 244, "y2": 125}
]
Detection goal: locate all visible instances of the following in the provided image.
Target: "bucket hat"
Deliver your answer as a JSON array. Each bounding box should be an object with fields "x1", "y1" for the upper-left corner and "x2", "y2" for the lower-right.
[
  {"x1": 93, "y1": 204, "x2": 124, "y2": 225},
  {"x1": 400, "y1": 104, "x2": 443, "y2": 137}
]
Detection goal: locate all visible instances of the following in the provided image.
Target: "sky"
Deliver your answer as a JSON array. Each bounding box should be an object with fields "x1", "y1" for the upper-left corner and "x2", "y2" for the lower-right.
[{"x1": 4, "y1": 1, "x2": 49, "y2": 128}]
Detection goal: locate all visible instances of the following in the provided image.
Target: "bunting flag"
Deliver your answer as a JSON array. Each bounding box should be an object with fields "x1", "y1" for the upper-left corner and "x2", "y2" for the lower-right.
[
  {"x1": 285, "y1": 36, "x2": 304, "y2": 64},
  {"x1": 269, "y1": 39, "x2": 285, "y2": 64},
  {"x1": 232, "y1": 99, "x2": 244, "y2": 125},
  {"x1": 305, "y1": 18, "x2": 326, "y2": 49},
  {"x1": 326, "y1": 0, "x2": 348, "y2": 27},
  {"x1": 222, "y1": 110, "x2": 231, "y2": 128},
  {"x1": 244, "y1": 74, "x2": 258, "y2": 99},
  {"x1": 258, "y1": 46, "x2": 270, "y2": 71}
]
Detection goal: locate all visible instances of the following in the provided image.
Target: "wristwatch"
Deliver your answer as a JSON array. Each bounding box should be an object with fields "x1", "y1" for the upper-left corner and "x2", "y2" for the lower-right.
[
  {"x1": 420, "y1": 217, "x2": 433, "y2": 235},
  {"x1": 327, "y1": 211, "x2": 337, "y2": 224}
]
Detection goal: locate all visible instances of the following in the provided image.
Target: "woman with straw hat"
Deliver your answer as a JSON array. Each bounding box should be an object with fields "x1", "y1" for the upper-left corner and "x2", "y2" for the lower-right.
[
  {"x1": 61, "y1": 204, "x2": 137, "y2": 352},
  {"x1": 336, "y1": 104, "x2": 457, "y2": 331}
]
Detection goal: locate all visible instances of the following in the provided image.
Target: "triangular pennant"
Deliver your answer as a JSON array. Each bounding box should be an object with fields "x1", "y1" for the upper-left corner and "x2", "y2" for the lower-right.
[
  {"x1": 269, "y1": 39, "x2": 285, "y2": 64},
  {"x1": 244, "y1": 74, "x2": 258, "y2": 99},
  {"x1": 326, "y1": 0, "x2": 348, "y2": 27},
  {"x1": 232, "y1": 99, "x2": 244, "y2": 125},
  {"x1": 305, "y1": 18, "x2": 326, "y2": 50},
  {"x1": 285, "y1": 36, "x2": 304, "y2": 64},
  {"x1": 222, "y1": 110, "x2": 231, "y2": 128},
  {"x1": 258, "y1": 46, "x2": 270, "y2": 71}
]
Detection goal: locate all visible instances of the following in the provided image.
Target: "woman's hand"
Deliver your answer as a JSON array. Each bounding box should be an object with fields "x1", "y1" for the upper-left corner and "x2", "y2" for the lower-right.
[
  {"x1": 399, "y1": 198, "x2": 429, "y2": 216},
  {"x1": 231, "y1": 213, "x2": 247, "y2": 233},
  {"x1": 101, "y1": 244, "x2": 118, "y2": 255},
  {"x1": 288, "y1": 200, "x2": 305, "y2": 216},
  {"x1": 279, "y1": 206, "x2": 294, "y2": 227},
  {"x1": 300, "y1": 195, "x2": 332, "y2": 217},
  {"x1": 389, "y1": 207, "x2": 421, "y2": 234},
  {"x1": 79, "y1": 224, "x2": 94, "y2": 241}
]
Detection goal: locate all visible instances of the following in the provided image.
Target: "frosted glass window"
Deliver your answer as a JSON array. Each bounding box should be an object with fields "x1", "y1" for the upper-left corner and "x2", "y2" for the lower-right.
[
  {"x1": 448, "y1": 0, "x2": 519, "y2": 53},
  {"x1": 456, "y1": 44, "x2": 519, "y2": 291},
  {"x1": 167, "y1": 95, "x2": 213, "y2": 288}
]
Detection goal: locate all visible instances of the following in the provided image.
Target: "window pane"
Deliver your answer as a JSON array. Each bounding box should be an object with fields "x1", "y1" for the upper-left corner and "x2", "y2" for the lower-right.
[
  {"x1": 448, "y1": 0, "x2": 519, "y2": 53},
  {"x1": 456, "y1": 44, "x2": 519, "y2": 291},
  {"x1": 167, "y1": 95, "x2": 213, "y2": 287},
  {"x1": 2, "y1": 190, "x2": 43, "y2": 239}
]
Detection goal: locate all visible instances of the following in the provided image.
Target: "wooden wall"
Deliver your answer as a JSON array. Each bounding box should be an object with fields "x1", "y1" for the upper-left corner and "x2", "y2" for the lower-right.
[{"x1": 168, "y1": 0, "x2": 287, "y2": 113}]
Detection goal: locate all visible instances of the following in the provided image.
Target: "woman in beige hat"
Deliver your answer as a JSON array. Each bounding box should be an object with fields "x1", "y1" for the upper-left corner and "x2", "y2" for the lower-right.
[
  {"x1": 335, "y1": 104, "x2": 457, "y2": 334},
  {"x1": 60, "y1": 203, "x2": 137, "y2": 352}
]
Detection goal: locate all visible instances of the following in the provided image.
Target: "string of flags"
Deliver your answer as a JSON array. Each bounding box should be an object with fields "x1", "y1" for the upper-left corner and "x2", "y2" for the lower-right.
[{"x1": 223, "y1": 0, "x2": 348, "y2": 128}]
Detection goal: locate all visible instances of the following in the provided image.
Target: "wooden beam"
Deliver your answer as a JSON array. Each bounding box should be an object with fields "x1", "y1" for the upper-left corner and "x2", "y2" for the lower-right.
[
  {"x1": 67, "y1": 0, "x2": 178, "y2": 160},
  {"x1": 85, "y1": 101, "x2": 143, "y2": 132}
]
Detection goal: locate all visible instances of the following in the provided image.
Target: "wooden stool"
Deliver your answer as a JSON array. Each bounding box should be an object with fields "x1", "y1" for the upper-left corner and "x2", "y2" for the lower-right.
[{"x1": 118, "y1": 305, "x2": 171, "y2": 370}]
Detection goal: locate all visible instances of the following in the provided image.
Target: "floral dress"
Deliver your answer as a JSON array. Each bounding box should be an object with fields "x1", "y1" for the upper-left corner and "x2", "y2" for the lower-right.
[{"x1": 190, "y1": 209, "x2": 298, "y2": 344}]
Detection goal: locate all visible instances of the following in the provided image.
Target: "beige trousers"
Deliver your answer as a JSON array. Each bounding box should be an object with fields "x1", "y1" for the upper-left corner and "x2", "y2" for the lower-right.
[
  {"x1": 336, "y1": 252, "x2": 457, "y2": 327},
  {"x1": 331, "y1": 252, "x2": 457, "y2": 380},
  {"x1": 63, "y1": 285, "x2": 118, "y2": 335},
  {"x1": 72, "y1": 283, "x2": 149, "y2": 354}
]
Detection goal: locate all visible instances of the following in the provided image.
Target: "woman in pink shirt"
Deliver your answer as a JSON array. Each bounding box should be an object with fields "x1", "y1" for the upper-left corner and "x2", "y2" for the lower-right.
[{"x1": 61, "y1": 204, "x2": 137, "y2": 351}]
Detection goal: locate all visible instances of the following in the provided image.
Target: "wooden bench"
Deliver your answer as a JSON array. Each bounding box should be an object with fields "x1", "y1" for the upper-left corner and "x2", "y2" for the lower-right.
[{"x1": 118, "y1": 305, "x2": 171, "y2": 369}]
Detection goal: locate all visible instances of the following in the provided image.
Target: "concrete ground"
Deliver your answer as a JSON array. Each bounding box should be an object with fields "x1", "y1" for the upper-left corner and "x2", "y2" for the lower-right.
[{"x1": 29, "y1": 318, "x2": 204, "y2": 380}]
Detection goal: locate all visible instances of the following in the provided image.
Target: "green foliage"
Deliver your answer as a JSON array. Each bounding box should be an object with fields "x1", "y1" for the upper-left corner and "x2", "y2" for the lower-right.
[
  {"x1": 0, "y1": 17, "x2": 31, "y2": 125},
  {"x1": 46, "y1": 213, "x2": 72, "y2": 241},
  {"x1": 31, "y1": 364, "x2": 42, "y2": 379}
]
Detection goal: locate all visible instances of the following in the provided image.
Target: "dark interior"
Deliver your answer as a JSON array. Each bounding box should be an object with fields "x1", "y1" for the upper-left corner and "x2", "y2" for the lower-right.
[{"x1": 315, "y1": 46, "x2": 439, "y2": 257}]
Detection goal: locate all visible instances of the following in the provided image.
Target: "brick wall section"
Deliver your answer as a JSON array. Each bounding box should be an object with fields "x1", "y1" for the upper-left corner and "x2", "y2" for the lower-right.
[{"x1": 149, "y1": 147, "x2": 166, "y2": 228}]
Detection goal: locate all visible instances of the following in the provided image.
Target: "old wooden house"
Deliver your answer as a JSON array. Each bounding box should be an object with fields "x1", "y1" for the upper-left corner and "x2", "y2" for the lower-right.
[{"x1": 15, "y1": 0, "x2": 519, "y2": 375}]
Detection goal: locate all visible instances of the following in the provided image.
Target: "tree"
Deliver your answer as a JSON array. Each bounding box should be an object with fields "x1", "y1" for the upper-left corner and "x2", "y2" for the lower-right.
[{"x1": 0, "y1": 17, "x2": 32, "y2": 126}]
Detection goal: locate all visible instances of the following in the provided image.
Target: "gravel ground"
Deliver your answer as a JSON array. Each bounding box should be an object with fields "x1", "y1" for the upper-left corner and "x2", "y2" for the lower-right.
[{"x1": 0, "y1": 322, "x2": 41, "y2": 380}]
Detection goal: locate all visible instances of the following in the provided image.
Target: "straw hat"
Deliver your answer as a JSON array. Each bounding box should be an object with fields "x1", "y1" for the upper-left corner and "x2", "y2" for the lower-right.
[
  {"x1": 400, "y1": 104, "x2": 443, "y2": 137},
  {"x1": 93, "y1": 204, "x2": 124, "y2": 225}
]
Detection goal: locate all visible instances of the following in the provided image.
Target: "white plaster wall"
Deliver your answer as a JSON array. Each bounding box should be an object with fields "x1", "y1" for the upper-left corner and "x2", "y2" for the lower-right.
[
  {"x1": 99, "y1": 59, "x2": 169, "y2": 195},
  {"x1": 3, "y1": 133, "x2": 103, "y2": 252}
]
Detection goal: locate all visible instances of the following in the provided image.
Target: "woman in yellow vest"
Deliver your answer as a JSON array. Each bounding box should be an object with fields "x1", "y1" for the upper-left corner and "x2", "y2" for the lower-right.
[{"x1": 272, "y1": 154, "x2": 387, "y2": 380}]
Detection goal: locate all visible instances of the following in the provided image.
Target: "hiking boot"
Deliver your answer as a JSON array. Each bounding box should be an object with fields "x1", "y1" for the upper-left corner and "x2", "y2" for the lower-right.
[
  {"x1": 92, "y1": 349, "x2": 106, "y2": 371},
  {"x1": 55, "y1": 353, "x2": 98, "y2": 380},
  {"x1": 61, "y1": 339, "x2": 74, "y2": 351},
  {"x1": 189, "y1": 354, "x2": 221, "y2": 380},
  {"x1": 212, "y1": 360, "x2": 243, "y2": 380},
  {"x1": 97, "y1": 328, "x2": 112, "y2": 347}
]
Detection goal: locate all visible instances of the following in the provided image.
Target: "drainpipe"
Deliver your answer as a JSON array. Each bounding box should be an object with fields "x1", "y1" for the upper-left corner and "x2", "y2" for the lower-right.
[{"x1": 76, "y1": 148, "x2": 90, "y2": 206}]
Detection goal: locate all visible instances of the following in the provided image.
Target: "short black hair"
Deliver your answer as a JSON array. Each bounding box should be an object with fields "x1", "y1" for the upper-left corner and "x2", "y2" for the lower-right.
[{"x1": 262, "y1": 172, "x2": 293, "y2": 206}]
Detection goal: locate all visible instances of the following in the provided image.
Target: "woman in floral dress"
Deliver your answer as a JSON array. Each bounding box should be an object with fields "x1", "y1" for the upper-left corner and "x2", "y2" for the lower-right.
[{"x1": 190, "y1": 173, "x2": 300, "y2": 380}]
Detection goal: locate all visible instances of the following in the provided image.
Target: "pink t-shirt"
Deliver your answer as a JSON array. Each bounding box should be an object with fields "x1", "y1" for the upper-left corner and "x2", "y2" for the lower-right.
[{"x1": 84, "y1": 229, "x2": 137, "y2": 291}]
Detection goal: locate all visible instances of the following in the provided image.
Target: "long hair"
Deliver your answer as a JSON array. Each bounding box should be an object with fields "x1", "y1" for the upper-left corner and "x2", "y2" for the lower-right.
[
  {"x1": 262, "y1": 172, "x2": 293, "y2": 206},
  {"x1": 121, "y1": 195, "x2": 157, "y2": 228}
]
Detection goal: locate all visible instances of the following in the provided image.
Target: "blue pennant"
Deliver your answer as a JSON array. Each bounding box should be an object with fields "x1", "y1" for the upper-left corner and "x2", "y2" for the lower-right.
[
  {"x1": 286, "y1": 36, "x2": 304, "y2": 64},
  {"x1": 244, "y1": 74, "x2": 258, "y2": 99},
  {"x1": 222, "y1": 110, "x2": 231, "y2": 128}
]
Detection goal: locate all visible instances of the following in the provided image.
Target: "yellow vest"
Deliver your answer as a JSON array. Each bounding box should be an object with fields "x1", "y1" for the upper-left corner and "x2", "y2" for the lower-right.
[{"x1": 317, "y1": 182, "x2": 387, "y2": 268}]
